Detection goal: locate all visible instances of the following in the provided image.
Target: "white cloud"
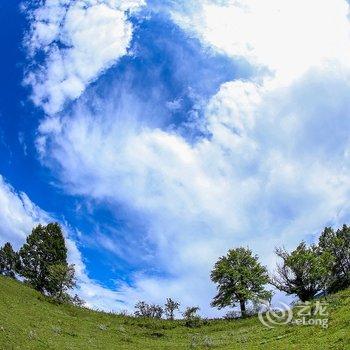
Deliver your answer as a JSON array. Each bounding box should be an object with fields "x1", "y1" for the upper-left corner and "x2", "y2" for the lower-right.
[
  {"x1": 37, "y1": 66, "x2": 350, "y2": 315},
  {"x1": 30, "y1": 0, "x2": 350, "y2": 316},
  {"x1": 0, "y1": 176, "x2": 49, "y2": 248},
  {"x1": 169, "y1": 0, "x2": 350, "y2": 84},
  {"x1": 25, "y1": 0, "x2": 145, "y2": 114}
]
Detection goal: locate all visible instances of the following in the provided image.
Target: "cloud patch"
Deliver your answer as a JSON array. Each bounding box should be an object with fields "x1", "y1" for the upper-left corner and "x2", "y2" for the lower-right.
[
  {"x1": 168, "y1": 0, "x2": 350, "y2": 84},
  {"x1": 24, "y1": 0, "x2": 145, "y2": 114}
]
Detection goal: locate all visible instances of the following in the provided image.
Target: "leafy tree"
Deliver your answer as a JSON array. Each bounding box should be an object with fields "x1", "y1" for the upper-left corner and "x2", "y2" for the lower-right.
[
  {"x1": 273, "y1": 242, "x2": 332, "y2": 302},
  {"x1": 134, "y1": 301, "x2": 163, "y2": 318},
  {"x1": 182, "y1": 306, "x2": 200, "y2": 319},
  {"x1": 149, "y1": 304, "x2": 164, "y2": 319},
  {"x1": 47, "y1": 263, "x2": 76, "y2": 301},
  {"x1": 18, "y1": 223, "x2": 68, "y2": 293},
  {"x1": 134, "y1": 301, "x2": 151, "y2": 317},
  {"x1": 318, "y1": 225, "x2": 350, "y2": 293},
  {"x1": 164, "y1": 298, "x2": 180, "y2": 320},
  {"x1": 211, "y1": 247, "x2": 271, "y2": 317},
  {"x1": 0, "y1": 242, "x2": 18, "y2": 278}
]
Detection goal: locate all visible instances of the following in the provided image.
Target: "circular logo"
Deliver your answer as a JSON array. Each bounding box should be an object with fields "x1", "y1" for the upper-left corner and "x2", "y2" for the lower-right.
[{"x1": 258, "y1": 300, "x2": 293, "y2": 328}]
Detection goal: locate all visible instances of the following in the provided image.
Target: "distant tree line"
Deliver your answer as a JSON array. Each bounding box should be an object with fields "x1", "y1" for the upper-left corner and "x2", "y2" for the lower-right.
[
  {"x1": 133, "y1": 299, "x2": 204, "y2": 327},
  {"x1": 0, "y1": 223, "x2": 83, "y2": 306}
]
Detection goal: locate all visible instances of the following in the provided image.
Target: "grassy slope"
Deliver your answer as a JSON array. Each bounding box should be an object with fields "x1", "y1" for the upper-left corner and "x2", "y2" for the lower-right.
[{"x1": 0, "y1": 277, "x2": 349, "y2": 350}]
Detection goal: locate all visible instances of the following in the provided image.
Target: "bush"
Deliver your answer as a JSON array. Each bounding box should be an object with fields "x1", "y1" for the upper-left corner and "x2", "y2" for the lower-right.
[
  {"x1": 184, "y1": 315, "x2": 202, "y2": 328},
  {"x1": 183, "y1": 306, "x2": 202, "y2": 328},
  {"x1": 224, "y1": 310, "x2": 241, "y2": 320}
]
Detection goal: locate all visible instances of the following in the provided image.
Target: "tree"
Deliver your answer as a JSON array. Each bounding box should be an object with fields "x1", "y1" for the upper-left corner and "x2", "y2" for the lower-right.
[
  {"x1": 164, "y1": 298, "x2": 180, "y2": 320},
  {"x1": 273, "y1": 242, "x2": 332, "y2": 302},
  {"x1": 47, "y1": 263, "x2": 76, "y2": 301},
  {"x1": 18, "y1": 223, "x2": 68, "y2": 293},
  {"x1": 149, "y1": 304, "x2": 164, "y2": 319},
  {"x1": 134, "y1": 301, "x2": 163, "y2": 318},
  {"x1": 211, "y1": 247, "x2": 271, "y2": 317},
  {"x1": 0, "y1": 242, "x2": 18, "y2": 278},
  {"x1": 134, "y1": 301, "x2": 151, "y2": 317},
  {"x1": 318, "y1": 225, "x2": 350, "y2": 293},
  {"x1": 182, "y1": 306, "x2": 200, "y2": 319}
]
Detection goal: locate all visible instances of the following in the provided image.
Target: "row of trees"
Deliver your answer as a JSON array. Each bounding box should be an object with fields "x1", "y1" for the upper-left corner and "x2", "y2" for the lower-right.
[
  {"x1": 134, "y1": 300, "x2": 204, "y2": 327},
  {"x1": 0, "y1": 223, "x2": 81, "y2": 305},
  {"x1": 134, "y1": 298, "x2": 180, "y2": 319},
  {"x1": 210, "y1": 225, "x2": 350, "y2": 317},
  {"x1": 1, "y1": 222, "x2": 349, "y2": 320}
]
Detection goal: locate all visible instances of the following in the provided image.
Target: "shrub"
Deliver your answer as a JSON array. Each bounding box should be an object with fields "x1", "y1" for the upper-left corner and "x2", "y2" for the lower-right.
[{"x1": 183, "y1": 306, "x2": 202, "y2": 328}]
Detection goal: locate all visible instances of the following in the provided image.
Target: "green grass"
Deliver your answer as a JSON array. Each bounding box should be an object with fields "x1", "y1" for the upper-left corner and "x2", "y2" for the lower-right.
[{"x1": 0, "y1": 276, "x2": 349, "y2": 349}]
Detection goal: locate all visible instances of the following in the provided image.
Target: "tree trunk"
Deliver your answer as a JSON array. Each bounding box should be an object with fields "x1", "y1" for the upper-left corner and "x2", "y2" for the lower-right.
[{"x1": 240, "y1": 300, "x2": 246, "y2": 318}]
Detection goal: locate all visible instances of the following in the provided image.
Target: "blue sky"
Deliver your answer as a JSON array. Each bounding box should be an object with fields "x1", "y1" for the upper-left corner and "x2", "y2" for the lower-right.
[{"x1": 2, "y1": 0, "x2": 350, "y2": 315}]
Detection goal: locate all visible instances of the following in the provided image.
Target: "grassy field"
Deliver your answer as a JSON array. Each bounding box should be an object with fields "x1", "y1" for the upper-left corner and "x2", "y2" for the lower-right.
[{"x1": 0, "y1": 276, "x2": 349, "y2": 349}]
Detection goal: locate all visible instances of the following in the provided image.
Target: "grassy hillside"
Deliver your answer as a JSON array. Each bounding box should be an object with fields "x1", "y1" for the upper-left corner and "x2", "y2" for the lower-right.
[{"x1": 0, "y1": 277, "x2": 349, "y2": 349}]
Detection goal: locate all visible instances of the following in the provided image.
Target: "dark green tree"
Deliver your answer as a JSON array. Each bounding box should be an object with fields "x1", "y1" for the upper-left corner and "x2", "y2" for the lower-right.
[
  {"x1": 0, "y1": 242, "x2": 18, "y2": 278},
  {"x1": 318, "y1": 225, "x2": 350, "y2": 293},
  {"x1": 211, "y1": 247, "x2": 271, "y2": 317},
  {"x1": 19, "y1": 223, "x2": 68, "y2": 293},
  {"x1": 47, "y1": 263, "x2": 76, "y2": 301},
  {"x1": 273, "y1": 242, "x2": 332, "y2": 301}
]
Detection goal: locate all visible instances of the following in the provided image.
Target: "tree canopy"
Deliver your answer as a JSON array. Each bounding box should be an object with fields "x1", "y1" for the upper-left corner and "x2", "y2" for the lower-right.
[
  {"x1": 272, "y1": 242, "x2": 332, "y2": 301},
  {"x1": 18, "y1": 223, "x2": 69, "y2": 294},
  {"x1": 318, "y1": 225, "x2": 350, "y2": 293},
  {"x1": 211, "y1": 247, "x2": 271, "y2": 316},
  {"x1": 0, "y1": 242, "x2": 18, "y2": 278}
]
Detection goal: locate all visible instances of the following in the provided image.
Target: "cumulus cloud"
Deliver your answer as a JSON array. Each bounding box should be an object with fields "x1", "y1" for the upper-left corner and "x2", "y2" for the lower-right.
[
  {"x1": 30, "y1": 0, "x2": 350, "y2": 315},
  {"x1": 0, "y1": 176, "x2": 49, "y2": 248},
  {"x1": 37, "y1": 68, "x2": 350, "y2": 314},
  {"x1": 24, "y1": 0, "x2": 145, "y2": 114},
  {"x1": 168, "y1": 0, "x2": 350, "y2": 84}
]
